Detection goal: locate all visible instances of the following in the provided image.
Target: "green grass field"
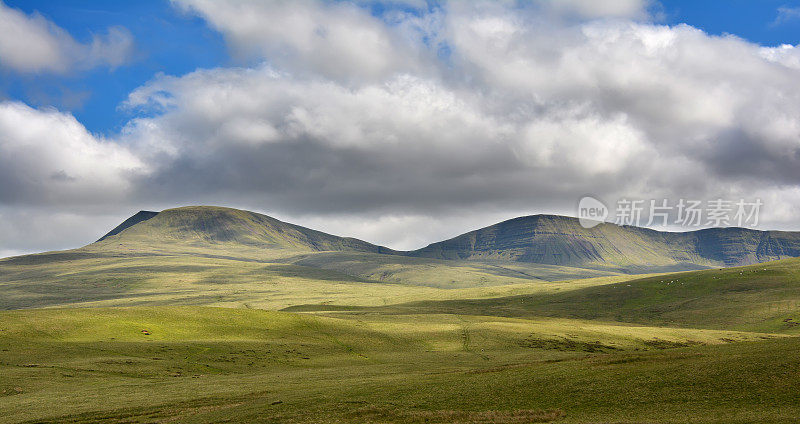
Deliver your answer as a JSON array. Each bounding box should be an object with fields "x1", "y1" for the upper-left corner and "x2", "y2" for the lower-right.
[
  {"x1": 2, "y1": 207, "x2": 800, "y2": 423},
  {"x1": 2, "y1": 255, "x2": 800, "y2": 423},
  {"x1": 0, "y1": 307, "x2": 796, "y2": 423},
  {"x1": 319, "y1": 258, "x2": 800, "y2": 334},
  {"x1": 0, "y1": 246, "x2": 625, "y2": 310}
]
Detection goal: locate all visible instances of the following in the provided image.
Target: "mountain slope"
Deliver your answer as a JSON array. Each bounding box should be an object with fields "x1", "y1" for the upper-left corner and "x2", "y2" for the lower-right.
[
  {"x1": 93, "y1": 206, "x2": 395, "y2": 254},
  {"x1": 0, "y1": 207, "x2": 622, "y2": 310},
  {"x1": 4, "y1": 206, "x2": 800, "y2": 311},
  {"x1": 97, "y1": 210, "x2": 159, "y2": 241},
  {"x1": 408, "y1": 215, "x2": 800, "y2": 271}
]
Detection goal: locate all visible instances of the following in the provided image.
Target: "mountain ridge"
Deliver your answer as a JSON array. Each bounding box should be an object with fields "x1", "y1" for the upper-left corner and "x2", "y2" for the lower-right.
[
  {"x1": 91, "y1": 206, "x2": 800, "y2": 272},
  {"x1": 94, "y1": 206, "x2": 397, "y2": 255},
  {"x1": 98, "y1": 210, "x2": 159, "y2": 242},
  {"x1": 407, "y1": 214, "x2": 800, "y2": 270}
]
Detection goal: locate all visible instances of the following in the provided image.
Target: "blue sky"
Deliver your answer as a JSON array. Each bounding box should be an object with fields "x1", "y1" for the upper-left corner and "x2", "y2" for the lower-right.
[
  {"x1": 1, "y1": 0, "x2": 227, "y2": 135},
  {"x1": 3, "y1": 0, "x2": 799, "y2": 136},
  {"x1": 661, "y1": 0, "x2": 800, "y2": 44}
]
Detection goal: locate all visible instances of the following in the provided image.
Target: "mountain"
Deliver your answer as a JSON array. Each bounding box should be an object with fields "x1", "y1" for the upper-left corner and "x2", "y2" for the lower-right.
[
  {"x1": 93, "y1": 206, "x2": 395, "y2": 254},
  {"x1": 3, "y1": 206, "x2": 800, "y2": 310},
  {"x1": 408, "y1": 214, "x2": 800, "y2": 271},
  {"x1": 0, "y1": 207, "x2": 622, "y2": 310},
  {"x1": 91, "y1": 208, "x2": 800, "y2": 271},
  {"x1": 98, "y1": 210, "x2": 159, "y2": 241}
]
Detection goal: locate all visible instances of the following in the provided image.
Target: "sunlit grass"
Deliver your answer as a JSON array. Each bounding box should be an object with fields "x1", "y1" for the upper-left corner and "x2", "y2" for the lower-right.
[{"x1": 0, "y1": 306, "x2": 796, "y2": 423}]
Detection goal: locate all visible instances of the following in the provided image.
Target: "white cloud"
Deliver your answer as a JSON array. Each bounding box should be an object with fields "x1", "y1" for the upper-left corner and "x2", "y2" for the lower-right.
[
  {"x1": 172, "y1": 0, "x2": 428, "y2": 81},
  {"x1": 773, "y1": 6, "x2": 800, "y2": 26},
  {"x1": 0, "y1": 102, "x2": 146, "y2": 205},
  {"x1": 0, "y1": 1, "x2": 134, "y2": 73},
  {"x1": 124, "y1": 68, "x2": 507, "y2": 153},
  {"x1": 519, "y1": 108, "x2": 651, "y2": 175},
  {"x1": 0, "y1": 207, "x2": 129, "y2": 254},
  {"x1": 760, "y1": 44, "x2": 800, "y2": 70},
  {"x1": 537, "y1": 0, "x2": 652, "y2": 19},
  {"x1": 5, "y1": 0, "x2": 800, "y2": 254},
  {"x1": 108, "y1": 2, "x2": 800, "y2": 246}
]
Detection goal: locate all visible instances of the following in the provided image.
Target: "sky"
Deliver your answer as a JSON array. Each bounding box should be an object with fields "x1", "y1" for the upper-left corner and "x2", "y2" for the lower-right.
[{"x1": 1, "y1": 0, "x2": 800, "y2": 256}]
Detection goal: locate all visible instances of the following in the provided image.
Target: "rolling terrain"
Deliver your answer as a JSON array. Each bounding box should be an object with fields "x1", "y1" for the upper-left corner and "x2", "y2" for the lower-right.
[
  {"x1": 0, "y1": 206, "x2": 626, "y2": 310},
  {"x1": 294, "y1": 257, "x2": 800, "y2": 334},
  {"x1": 410, "y1": 214, "x2": 800, "y2": 271},
  {"x1": 5, "y1": 205, "x2": 800, "y2": 311},
  {"x1": 1, "y1": 205, "x2": 800, "y2": 423},
  {"x1": 0, "y1": 306, "x2": 796, "y2": 423}
]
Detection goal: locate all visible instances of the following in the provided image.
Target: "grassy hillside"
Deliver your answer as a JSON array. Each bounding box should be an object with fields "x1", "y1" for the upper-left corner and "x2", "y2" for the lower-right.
[
  {"x1": 80, "y1": 206, "x2": 800, "y2": 276},
  {"x1": 0, "y1": 248, "x2": 632, "y2": 310},
  {"x1": 338, "y1": 257, "x2": 800, "y2": 334},
  {"x1": 92, "y1": 206, "x2": 395, "y2": 255},
  {"x1": 0, "y1": 307, "x2": 794, "y2": 423},
  {"x1": 0, "y1": 207, "x2": 631, "y2": 310},
  {"x1": 290, "y1": 251, "x2": 619, "y2": 288},
  {"x1": 6, "y1": 205, "x2": 800, "y2": 312},
  {"x1": 96, "y1": 211, "x2": 159, "y2": 241},
  {"x1": 6, "y1": 206, "x2": 797, "y2": 306},
  {"x1": 409, "y1": 214, "x2": 800, "y2": 270}
]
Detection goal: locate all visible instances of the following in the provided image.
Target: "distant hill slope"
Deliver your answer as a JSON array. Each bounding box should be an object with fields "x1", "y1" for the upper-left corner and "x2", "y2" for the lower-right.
[
  {"x1": 94, "y1": 206, "x2": 395, "y2": 254},
  {"x1": 365, "y1": 257, "x2": 800, "y2": 334},
  {"x1": 91, "y1": 207, "x2": 800, "y2": 271},
  {"x1": 4, "y1": 206, "x2": 800, "y2": 310},
  {"x1": 97, "y1": 210, "x2": 159, "y2": 241},
  {"x1": 408, "y1": 215, "x2": 800, "y2": 271}
]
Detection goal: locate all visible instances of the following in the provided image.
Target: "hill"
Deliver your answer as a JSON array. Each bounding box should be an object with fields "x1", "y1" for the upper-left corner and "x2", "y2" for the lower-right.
[
  {"x1": 92, "y1": 206, "x2": 395, "y2": 255},
  {"x1": 409, "y1": 214, "x2": 800, "y2": 271},
  {"x1": 338, "y1": 256, "x2": 800, "y2": 334},
  {"x1": 4, "y1": 206, "x2": 800, "y2": 310},
  {"x1": 97, "y1": 210, "x2": 159, "y2": 241},
  {"x1": 0, "y1": 207, "x2": 622, "y2": 310},
  {"x1": 93, "y1": 207, "x2": 800, "y2": 273}
]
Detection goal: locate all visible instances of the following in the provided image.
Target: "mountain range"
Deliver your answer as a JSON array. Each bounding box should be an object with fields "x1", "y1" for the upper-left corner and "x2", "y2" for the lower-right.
[
  {"x1": 3, "y1": 205, "x2": 800, "y2": 310},
  {"x1": 96, "y1": 206, "x2": 800, "y2": 271}
]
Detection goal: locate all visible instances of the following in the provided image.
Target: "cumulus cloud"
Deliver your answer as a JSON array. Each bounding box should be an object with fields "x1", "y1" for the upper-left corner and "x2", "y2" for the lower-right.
[
  {"x1": 761, "y1": 43, "x2": 800, "y2": 70},
  {"x1": 172, "y1": 0, "x2": 430, "y2": 82},
  {"x1": 0, "y1": 102, "x2": 145, "y2": 206},
  {"x1": 535, "y1": 0, "x2": 653, "y2": 20},
  {"x1": 121, "y1": 68, "x2": 531, "y2": 214},
  {"x1": 0, "y1": 101, "x2": 150, "y2": 252},
  {"x1": 0, "y1": 1, "x2": 134, "y2": 73},
  {"x1": 0, "y1": 206, "x2": 131, "y2": 254},
  {"x1": 4, "y1": 0, "x2": 800, "y2": 254}
]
